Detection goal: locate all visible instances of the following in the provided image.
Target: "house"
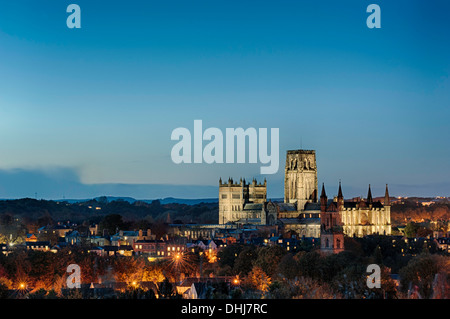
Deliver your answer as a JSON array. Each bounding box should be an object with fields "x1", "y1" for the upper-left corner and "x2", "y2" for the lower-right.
[
  {"x1": 0, "y1": 244, "x2": 9, "y2": 255},
  {"x1": 213, "y1": 239, "x2": 226, "y2": 249},
  {"x1": 177, "y1": 277, "x2": 200, "y2": 296},
  {"x1": 38, "y1": 224, "x2": 73, "y2": 238},
  {"x1": 112, "y1": 229, "x2": 154, "y2": 246},
  {"x1": 179, "y1": 277, "x2": 233, "y2": 299},
  {"x1": 87, "y1": 235, "x2": 111, "y2": 247},
  {"x1": 26, "y1": 241, "x2": 51, "y2": 251},
  {"x1": 435, "y1": 237, "x2": 450, "y2": 253},
  {"x1": 115, "y1": 244, "x2": 134, "y2": 256},
  {"x1": 214, "y1": 234, "x2": 237, "y2": 245},
  {"x1": 25, "y1": 234, "x2": 38, "y2": 242},
  {"x1": 196, "y1": 240, "x2": 209, "y2": 250},
  {"x1": 194, "y1": 239, "x2": 225, "y2": 252},
  {"x1": 111, "y1": 231, "x2": 139, "y2": 246},
  {"x1": 185, "y1": 282, "x2": 210, "y2": 299},
  {"x1": 50, "y1": 243, "x2": 67, "y2": 253},
  {"x1": 88, "y1": 246, "x2": 105, "y2": 256},
  {"x1": 89, "y1": 224, "x2": 98, "y2": 236},
  {"x1": 65, "y1": 230, "x2": 83, "y2": 245},
  {"x1": 133, "y1": 239, "x2": 166, "y2": 257},
  {"x1": 165, "y1": 240, "x2": 187, "y2": 258},
  {"x1": 87, "y1": 281, "x2": 158, "y2": 298},
  {"x1": 89, "y1": 245, "x2": 134, "y2": 257},
  {"x1": 267, "y1": 235, "x2": 301, "y2": 252}
]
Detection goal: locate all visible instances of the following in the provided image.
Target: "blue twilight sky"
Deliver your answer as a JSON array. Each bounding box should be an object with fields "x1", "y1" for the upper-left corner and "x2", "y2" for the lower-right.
[{"x1": 0, "y1": 0, "x2": 449, "y2": 200}]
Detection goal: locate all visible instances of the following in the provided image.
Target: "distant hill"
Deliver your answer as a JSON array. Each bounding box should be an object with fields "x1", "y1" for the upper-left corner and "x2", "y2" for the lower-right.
[
  {"x1": 153, "y1": 197, "x2": 218, "y2": 205},
  {"x1": 54, "y1": 196, "x2": 219, "y2": 205}
]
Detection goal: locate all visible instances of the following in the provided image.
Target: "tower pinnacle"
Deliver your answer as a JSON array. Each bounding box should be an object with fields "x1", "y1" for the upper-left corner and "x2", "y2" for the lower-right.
[
  {"x1": 367, "y1": 184, "x2": 373, "y2": 204},
  {"x1": 384, "y1": 184, "x2": 390, "y2": 206}
]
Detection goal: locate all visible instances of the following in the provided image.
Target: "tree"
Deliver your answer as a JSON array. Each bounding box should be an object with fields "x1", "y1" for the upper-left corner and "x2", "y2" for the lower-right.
[
  {"x1": 233, "y1": 246, "x2": 257, "y2": 276},
  {"x1": 276, "y1": 253, "x2": 298, "y2": 280},
  {"x1": 142, "y1": 263, "x2": 165, "y2": 283},
  {"x1": 217, "y1": 244, "x2": 244, "y2": 271},
  {"x1": 292, "y1": 277, "x2": 340, "y2": 299},
  {"x1": 157, "y1": 278, "x2": 180, "y2": 299},
  {"x1": 254, "y1": 246, "x2": 286, "y2": 277},
  {"x1": 404, "y1": 222, "x2": 419, "y2": 238},
  {"x1": 0, "y1": 214, "x2": 27, "y2": 245},
  {"x1": 0, "y1": 277, "x2": 12, "y2": 299},
  {"x1": 399, "y1": 252, "x2": 450, "y2": 298},
  {"x1": 98, "y1": 214, "x2": 124, "y2": 236},
  {"x1": 373, "y1": 244, "x2": 383, "y2": 265},
  {"x1": 296, "y1": 251, "x2": 323, "y2": 280},
  {"x1": 246, "y1": 266, "x2": 272, "y2": 294}
]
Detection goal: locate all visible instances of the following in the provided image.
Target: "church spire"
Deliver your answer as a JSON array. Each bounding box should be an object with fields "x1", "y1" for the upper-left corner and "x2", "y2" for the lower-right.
[
  {"x1": 337, "y1": 181, "x2": 344, "y2": 210},
  {"x1": 337, "y1": 180, "x2": 343, "y2": 200},
  {"x1": 320, "y1": 183, "x2": 327, "y2": 199},
  {"x1": 384, "y1": 184, "x2": 390, "y2": 206},
  {"x1": 320, "y1": 183, "x2": 327, "y2": 211},
  {"x1": 367, "y1": 184, "x2": 373, "y2": 204}
]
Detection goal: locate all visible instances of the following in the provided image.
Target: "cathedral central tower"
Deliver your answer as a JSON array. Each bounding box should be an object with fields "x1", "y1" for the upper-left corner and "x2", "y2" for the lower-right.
[{"x1": 284, "y1": 149, "x2": 318, "y2": 211}]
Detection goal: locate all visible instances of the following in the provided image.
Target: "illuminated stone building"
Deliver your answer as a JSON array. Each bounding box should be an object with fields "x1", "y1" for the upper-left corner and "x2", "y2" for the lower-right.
[{"x1": 218, "y1": 149, "x2": 391, "y2": 240}]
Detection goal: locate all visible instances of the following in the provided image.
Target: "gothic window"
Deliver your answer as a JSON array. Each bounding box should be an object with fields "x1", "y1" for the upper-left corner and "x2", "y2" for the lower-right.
[
  {"x1": 336, "y1": 238, "x2": 341, "y2": 249},
  {"x1": 325, "y1": 238, "x2": 329, "y2": 248}
]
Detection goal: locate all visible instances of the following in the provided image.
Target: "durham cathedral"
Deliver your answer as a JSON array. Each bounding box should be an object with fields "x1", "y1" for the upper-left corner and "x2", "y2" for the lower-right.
[{"x1": 218, "y1": 149, "x2": 392, "y2": 253}]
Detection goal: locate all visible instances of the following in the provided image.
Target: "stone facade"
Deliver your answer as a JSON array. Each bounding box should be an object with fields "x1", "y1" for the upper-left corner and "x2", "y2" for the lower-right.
[
  {"x1": 218, "y1": 177, "x2": 267, "y2": 224},
  {"x1": 340, "y1": 184, "x2": 392, "y2": 237},
  {"x1": 284, "y1": 150, "x2": 318, "y2": 211}
]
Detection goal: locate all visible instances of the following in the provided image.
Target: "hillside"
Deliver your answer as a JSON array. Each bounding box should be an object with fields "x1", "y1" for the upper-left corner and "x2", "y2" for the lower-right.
[{"x1": 0, "y1": 197, "x2": 219, "y2": 226}]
